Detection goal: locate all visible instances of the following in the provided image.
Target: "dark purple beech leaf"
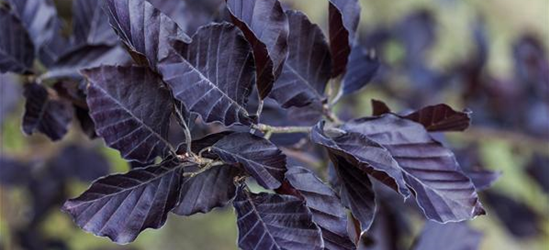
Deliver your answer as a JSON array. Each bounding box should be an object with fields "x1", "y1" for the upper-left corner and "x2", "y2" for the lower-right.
[
  {"x1": 0, "y1": 156, "x2": 31, "y2": 187},
  {"x1": 342, "y1": 114, "x2": 485, "y2": 223},
  {"x1": 147, "y1": 0, "x2": 188, "y2": 30},
  {"x1": 403, "y1": 104, "x2": 472, "y2": 132},
  {"x1": 103, "y1": 0, "x2": 190, "y2": 68},
  {"x1": 310, "y1": 121, "x2": 411, "y2": 198},
  {"x1": 43, "y1": 45, "x2": 129, "y2": 80},
  {"x1": 173, "y1": 164, "x2": 241, "y2": 216},
  {"x1": 149, "y1": 0, "x2": 224, "y2": 35},
  {"x1": 465, "y1": 169, "x2": 501, "y2": 191},
  {"x1": 62, "y1": 159, "x2": 192, "y2": 244},
  {"x1": 75, "y1": 106, "x2": 98, "y2": 139},
  {"x1": 328, "y1": 0, "x2": 361, "y2": 77},
  {"x1": 158, "y1": 23, "x2": 255, "y2": 126},
  {"x1": 83, "y1": 65, "x2": 174, "y2": 163},
  {"x1": 233, "y1": 184, "x2": 324, "y2": 250},
  {"x1": 369, "y1": 100, "x2": 472, "y2": 132},
  {"x1": 51, "y1": 144, "x2": 110, "y2": 182},
  {"x1": 211, "y1": 132, "x2": 286, "y2": 189},
  {"x1": 269, "y1": 10, "x2": 331, "y2": 108},
  {"x1": 370, "y1": 99, "x2": 391, "y2": 116},
  {"x1": 283, "y1": 166, "x2": 356, "y2": 250},
  {"x1": 412, "y1": 222, "x2": 482, "y2": 250},
  {"x1": 0, "y1": 7, "x2": 34, "y2": 73},
  {"x1": 483, "y1": 191, "x2": 543, "y2": 238},
  {"x1": 72, "y1": 0, "x2": 118, "y2": 46},
  {"x1": 340, "y1": 45, "x2": 379, "y2": 96},
  {"x1": 225, "y1": 0, "x2": 289, "y2": 99},
  {"x1": 22, "y1": 83, "x2": 73, "y2": 141},
  {"x1": 0, "y1": 73, "x2": 22, "y2": 125},
  {"x1": 6, "y1": 0, "x2": 59, "y2": 50},
  {"x1": 176, "y1": 131, "x2": 235, "y2": 158},
  {"x1": 332, "y1": 157, "x2": 376, "y2": 238}
]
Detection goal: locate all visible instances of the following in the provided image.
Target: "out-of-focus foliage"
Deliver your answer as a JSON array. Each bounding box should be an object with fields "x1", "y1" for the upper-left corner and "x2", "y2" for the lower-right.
[{"x1": 1, "y1": 0, "x2": 548, "y2": 249}]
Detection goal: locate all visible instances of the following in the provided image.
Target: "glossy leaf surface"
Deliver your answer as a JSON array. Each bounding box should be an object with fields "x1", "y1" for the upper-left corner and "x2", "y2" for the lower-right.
[
  {"x1": 233, "y1": 184, "x2": 324, "y2": 250},
  {"x1": 83, "y1": 65, "x2": 173, "y2": 163},
  {"x1": 158, "y1": 23, "x2": 255, "y2": 126},
  {"x1": 226, "y1": 0, "x2": 289, "y2": 99}
]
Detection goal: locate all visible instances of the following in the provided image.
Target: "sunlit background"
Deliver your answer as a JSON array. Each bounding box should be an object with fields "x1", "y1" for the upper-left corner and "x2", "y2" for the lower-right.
[{"x1": 1, "y1": 0, "x2": 548, "y2": 249}]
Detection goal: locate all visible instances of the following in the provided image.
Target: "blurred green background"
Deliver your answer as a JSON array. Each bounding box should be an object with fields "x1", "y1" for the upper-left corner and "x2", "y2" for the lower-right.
[{"x1": 1, "y1": 0, "x2": 548, "y2": 249}]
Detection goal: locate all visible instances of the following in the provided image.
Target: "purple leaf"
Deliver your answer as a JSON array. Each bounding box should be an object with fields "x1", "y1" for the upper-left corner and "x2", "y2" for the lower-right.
[
  {"x1": 0, "y1": 74, "x2": 22, "y2": 124},
  {"x1": 370, "y1": 100, "x2": 472, "y2": 132},
  {"x1": 233, "y1": 184, "x2": 324, "y2": 250},
  {"x1": 176, "y1": 131, "x2": 235, "y2": 157},
  {"x1": 403, "y1": 104, "x2": 472, "y2": 132},
  {"x1": 83, "y1": 65, "x2": 174, "y2": 163},
  {"x1": 62, "y1": 159, "x2": 191, "y2": 244},
  {"x1": 340, "y1": 45, "x2": 379, "y2": 95},
  {"x1": 149, "y1": 0, "x2": 225, "y2": 35},
  {"x1": 343, "y1": 114, "x2": 485, "y2": 223},
  {"x1": 44, "y1": 45, "x2": 129, "y2": 80},
  {"x1": 158, "y1": 23, "x2": 255, "y2": 126},
  {"x1": 0, "y1": 7, "x2": 34, "y2": 73},
  {"x1": 72, "y1": 0, "x2": 118, "y2": 46},
  {"x1": 173, "y1": 164, "x2": 241, "y2": 216},
  {"x1": 51, "y1": 144, "x2": 110, "y2": 182},
  {"x1": 226, "y1": 0, "x2": 289, "y2": 99},
  {"x1": 211, "y1": 132, "x2": 286, "y2": 189},
  {"x1": 328, "y1": 0, "x2": 361, "y2": 77},
  {"x1": 22, "y1": 83, "x2": 73, "y2": 141},
  {"x1": 103, "y1": 0, "x2": 190, "y2": 68},
  {"x1": 484, "y1": 191, "x2": 543, "y2": 238},
  {"x1": 269, "y1": 10, "x2": 331, "y2": 108},
  {"x1": 526, "y1": 154, "x2": 549, "y2": 194},
  {"x1": 284, "y1": 166, "x2": 355, "y2": 250},
  {"x1": 412, "y1": 222, "x2": 483, "y2": 250},
  {"x1": 75, "y1": 106, "x2": 97, "y2": 139},
  {"x1": 310, "y1": 121, "x2": 411, "y2": 198},
  {"x1": 332, "y1": 156, "x2": 376, "y2": 238}
]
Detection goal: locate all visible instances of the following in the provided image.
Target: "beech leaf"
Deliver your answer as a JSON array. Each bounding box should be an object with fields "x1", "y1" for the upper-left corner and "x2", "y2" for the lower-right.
[
  {"x1": 226, "y1": 0, "x2": 289, "y2": 99},
  {"x1": 211, "y1": 132, "x2": 286, "y2": 189},
  {"x1": 62, "y1": 160, "x2": 192, "y2": 244},
  {"x1": 22, "y1": 83, "x2": 73, "y2": 141},
  {"x1": 340, "y1": 45, "x2": 379, "y2": 96},
  {"x1": 83, "y1": 65, "x2": 174, "y2": 163},
  {"x1": 233, "y1": 184, "x2": 324, "y2": 250},
  {"x1": 328, "y1": 0, "x2": 361, "y2": 77},
  {"x1": 158, "y1": 23, "x2": 255, "y2": 126},
  {"x1": 269, "y1": 10, "x2": 331, "y2": 108},
  {"x1": 72, "y1": 0, "x2": 118, "y2": 46},
  {"x1": 412, "y1": 222, "x2": 483, "y2": 250},
  {"x1": 0, "y1": 7, "x2": 34, "y2": 73}
]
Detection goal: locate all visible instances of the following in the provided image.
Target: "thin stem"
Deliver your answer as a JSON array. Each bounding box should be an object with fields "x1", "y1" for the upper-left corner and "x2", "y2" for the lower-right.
[
  {"x1": 174, "y1": 107, "x2": 193, "y2": 155},
  {"x1": 322, "y1": 104, "x2": 343, "y2": 125},
  {"x1": 255, "y1": 100, "x2": 264, "y2": 121},
  {"x1": 254, "y1": 123, "x2": 312, "y2": 134}
]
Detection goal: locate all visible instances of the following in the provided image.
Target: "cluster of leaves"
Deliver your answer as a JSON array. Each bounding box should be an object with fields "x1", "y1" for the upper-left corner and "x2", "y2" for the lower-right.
[{"x1": 0, "y1": 0, "x2": 507, "y2": 249}]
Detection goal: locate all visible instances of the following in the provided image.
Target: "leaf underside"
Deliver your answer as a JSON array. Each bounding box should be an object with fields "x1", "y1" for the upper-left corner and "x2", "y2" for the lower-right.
[{"x1": 341, "y1": 45, "x2": 380, "y2": 95}]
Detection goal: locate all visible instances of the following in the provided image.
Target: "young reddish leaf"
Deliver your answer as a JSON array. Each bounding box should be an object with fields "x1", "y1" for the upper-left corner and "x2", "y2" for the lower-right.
[
  {"x1": 83, "y1": 65, "x2": 174, "y2": 163},
  {"x1": 158, "y1": 23, "x2": 255, "y2": 126},
  {"x1": 310, "y1": 121, "x2": 411, "y2": 198},
  {"x1": 226, "y1": 0, "x2": 289, "y2": 99},
  {"x1": 269, "y1": 10, "x2": 331, "y2": 108},
  {"x1": 22, "y1": 83, "x2": 73, "y2": 141},
  {"x1": 370, "y1": 100, "x2": 472, "y2": 132},
  {"x1": 233, "y1": 184, "x2": 324, "y2": 250},
  {"x1": 284, "y1": 166, "x2": 355, "y2": 250},
  {"x1": 62, "y1": 160, "x2": 192, "y2": 244},
  {"x1": 343, "y1": 114, "x2": 485, "y2": 223},
  {"x1": 211, "y1": 132, "x2": 286, "y2": 189},
  {"x1": 412, "y1": 222, "x2": 483, "y2": 250},
  {"x1": 0, "y1": 8, "x2": 34, "y2": 73},
  {"x1": 332, "y1": 157, "x2": 376, "y2": 238},
  {"x1": 371, "y1": 99, "x2": 391, "y2": 116},
  {"x1": 328, "y1": 0, "x2": 361, "y2": 77},
  {"x1": 340, "y1": 45, "x2": 379, "y2": 95},
  {"x1": 72, "y1": 0, "x2": 118, "y2": 46},
  {"x1": 173, "y1": 164, "x2": 241, "y2": 216},
  {"x1": 404, "y1": 104, "x2": 472, "y2": 132},
  {"x1": 103, "y1": 0, "x2": 190, "y2": 68}
]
